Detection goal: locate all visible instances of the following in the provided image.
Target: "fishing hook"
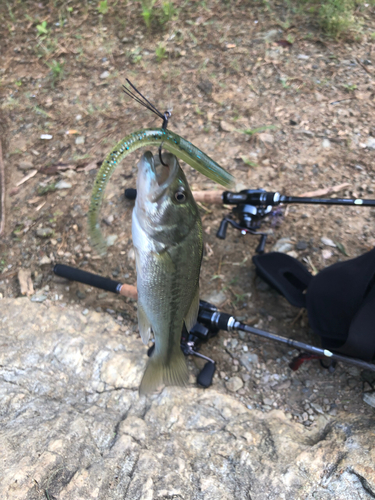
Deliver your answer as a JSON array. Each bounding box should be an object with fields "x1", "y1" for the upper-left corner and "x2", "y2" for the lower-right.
[{"x1": 159, "y1": 111, "x2": 171, "y2": 167}]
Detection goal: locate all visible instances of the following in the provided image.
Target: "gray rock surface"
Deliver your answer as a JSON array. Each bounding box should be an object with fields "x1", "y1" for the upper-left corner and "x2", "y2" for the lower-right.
[{"x1": 1, "y1": 298, "x2": 375, "y2": 499}]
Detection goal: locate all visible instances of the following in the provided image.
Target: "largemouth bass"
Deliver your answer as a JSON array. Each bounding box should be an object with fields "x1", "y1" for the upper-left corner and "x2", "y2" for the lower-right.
[{"x1": 132, "y1": 151, "x2": 203, "y2": 395}]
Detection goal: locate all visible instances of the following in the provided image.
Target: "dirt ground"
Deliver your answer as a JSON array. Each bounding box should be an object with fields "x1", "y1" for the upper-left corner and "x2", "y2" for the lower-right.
[{"x1": 1, "y1": 1, "x2": 375, "y2": 423}]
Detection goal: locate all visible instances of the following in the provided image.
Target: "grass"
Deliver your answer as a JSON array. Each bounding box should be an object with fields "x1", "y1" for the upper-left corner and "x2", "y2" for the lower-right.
[
  {"x1": 140, "y1": 0, "x2": 176, "y2": 29},
  {"x1": 238, "y1": 125, "x2": 277, "y2": 136},
  {"x1": 292, "y1": 0, "x2": 375, "y2": 38},
  {"x1": 155, "y1": 43, "x2": 167, "y2": 62},
  {"x1": 46, "y1": 59, "x2": 64, "y2": 88}
]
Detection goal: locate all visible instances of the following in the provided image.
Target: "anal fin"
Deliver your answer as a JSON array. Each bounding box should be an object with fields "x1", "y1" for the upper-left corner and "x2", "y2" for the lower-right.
[
  {"x1": 184, "y1": 287, "x2": 200, "y2": 333},
  {"x1": 137, "y1": 303, "x2": 152, "y2": 344}
]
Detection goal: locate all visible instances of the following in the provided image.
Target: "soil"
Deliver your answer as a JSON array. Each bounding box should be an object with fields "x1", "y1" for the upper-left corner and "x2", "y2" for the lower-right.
[{"x1": 1, "y1": 1, "x2": 375, "y2": 424}]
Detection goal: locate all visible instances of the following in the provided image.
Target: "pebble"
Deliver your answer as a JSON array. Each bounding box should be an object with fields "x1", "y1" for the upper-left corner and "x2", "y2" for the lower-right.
[
  {"x1": 363, "y1": 392, "x2": 375, "y2": 408},
  {"x1": 39, "y1": 256, "x2": 52, "y2": 265},
  {"x1": 36, "y1": 227, "x2": 54, "y2": 238},
  {"x1": 262, "y1": 29, "x2": 280, "y2": 41},
  {"x1": 322, "y1": 249, "x2": 333, "y2": 260},
  {"x1": 286, "y1": 250, "x2": 298, "y2": 259},
  {"x1": 272, "y1": 238, "x2": 293, "y2": 253},
  {"x1": 202, "y1": 289, "x2": 227, "y2": 307},
  {"x1": 263, "y1": 398, "x2": 274, "y2": 406},
  {"x1": 82, "y1": 308, "x2": 89, "y2": 316},
  {"x1": 55, "y1": 180, "x2": 72, "y2": 190},
  {"x1": 311, "y1": 402, "x2": 324, "y2": 414},
  {"x1": 297, "y1": 54, "x2": 310, "y2": 60},
  {"x1": 75, "y1": 136, "x2": 85, "y2": 145},
  {"x1": 18, "y1": 160, "x2": 34, "y2": 171},
  {"x1": 366, "y1": 137, "x2": 375, "y2": 150},
  {"x1": 76, "y1": 291, "x2": 86, "y2": 300},
  {"x1": 321, "y1": 237, "x2": 336, "y2": 247},
  {"x1": 259, "y1": 132, "x2": 274, "y2": 144},
  {"x1": 240, "y1": 352, "x2": 259, "y2": 372},
  {"x1": 229, "y1": 339, "x2": 238, "y2": 350},
  {"x1": 322, "y1": 139, "x2": 331, "y2": 148},
  {"x1": 30, "y1": 294, "x2": 47, "y2": 303},
  {"x1": 225, "y1": 376, "x2": 243, "y2": 392},
  {"x1": 40, "y1": 134, "x2": 53, "y2": 140},
  {"x1": 106, "y1": 235, "x2": 118, "y2": 246},
  {"x1": 100, "y1": 70, "x2": 110, "y2": 79},
  {"x1": 296, "y1": 240, "x2": 308, "y2": 251}
]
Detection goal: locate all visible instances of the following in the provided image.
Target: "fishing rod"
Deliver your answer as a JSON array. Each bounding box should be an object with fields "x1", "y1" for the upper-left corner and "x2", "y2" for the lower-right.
[
  {"x1": 125, "y1": 187, "x2": 375, "y2": 253},
  {"x1": 53, "y1": 264, "x2": 375, "y2": 389}
]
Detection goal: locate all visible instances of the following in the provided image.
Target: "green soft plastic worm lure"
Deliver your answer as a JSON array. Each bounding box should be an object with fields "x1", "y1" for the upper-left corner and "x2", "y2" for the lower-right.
[{"x1": 88, "y1": 81, "x2": 236, "y2": 254}]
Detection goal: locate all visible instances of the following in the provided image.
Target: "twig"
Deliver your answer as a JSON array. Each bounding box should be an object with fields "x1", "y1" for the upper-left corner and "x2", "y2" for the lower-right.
[
  {"x1": 299, "y1": 182, "x2": 350, "y2": 198},
  {"x1": 0, "y1": 140, "x2": 5, "y2": 237},
  {"x1": 356, "y1": 58, "x2": 372, "y2": 76}
]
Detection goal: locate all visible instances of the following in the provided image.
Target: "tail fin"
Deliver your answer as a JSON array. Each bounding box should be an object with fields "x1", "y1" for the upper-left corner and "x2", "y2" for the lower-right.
[{"x1": 139, "y1": 348, "x2": 189, "y2": 396}]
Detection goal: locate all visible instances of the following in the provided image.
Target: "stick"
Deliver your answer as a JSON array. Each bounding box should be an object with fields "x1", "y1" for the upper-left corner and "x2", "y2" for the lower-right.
[{"x1": 298, "y1": 182, "x2": 350, "y2": 198}]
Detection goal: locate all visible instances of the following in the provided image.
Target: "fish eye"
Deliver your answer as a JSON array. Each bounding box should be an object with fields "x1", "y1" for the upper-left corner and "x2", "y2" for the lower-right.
[{"x1": 174, "y1": 190, "x2": 186, "y2": 203}]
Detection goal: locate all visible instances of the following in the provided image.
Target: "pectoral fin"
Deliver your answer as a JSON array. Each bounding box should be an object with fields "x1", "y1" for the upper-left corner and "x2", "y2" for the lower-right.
[
  {"x1": 184, "y1": 287, "x2": 200, "y2": 332},
  {"x1": 137, "y1": 303, "x2": 152, "y2": 344}
]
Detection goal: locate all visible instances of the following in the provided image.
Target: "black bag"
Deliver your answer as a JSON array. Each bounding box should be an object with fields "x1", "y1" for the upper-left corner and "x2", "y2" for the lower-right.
[{"x1": 253, "y1": 248, "x2": 375, "y2": 361}]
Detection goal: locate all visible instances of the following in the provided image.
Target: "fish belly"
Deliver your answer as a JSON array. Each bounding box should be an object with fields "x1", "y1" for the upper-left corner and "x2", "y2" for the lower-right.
[{"x1": 134, "y1": 220, "x2": 202, "y2": 394}]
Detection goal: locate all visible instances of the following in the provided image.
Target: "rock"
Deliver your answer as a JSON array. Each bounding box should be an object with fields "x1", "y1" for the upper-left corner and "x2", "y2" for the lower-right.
[
  {"x1": 17, "y1": 269, "x2": 34, "y2": 296},
  {"x1": 106, "y1": 234, "x2": 118, "y2": 246},
  {"x1": 297, "y1": 54, "x2": 310, "y2": 60},
  {"x1": 311, "y1": 402, "x2": 324, "y2": 414},
  {"x1": 240, "y1": 352, "x2": 259, "y2": 372},
  {"x1": 272, "y1": 237, "x2": 293, "y2": 253},
  {"x1": 321, "y1": 237, "x2": 336, "y2": 247},
  {"x1": 258, "y1": 132, "x2": 274, "y2": 144},
  {"x1": 225, "y1": 376, "x2": 243, "y2": 392},
  {"x1": 263, "y1": 397, "x2": 274, "y2": 406},
  {"x1": 363, "y1": 392, "x2": 375, "y2": 408},
  {"x1": 75, "y1": 135, "x2": 85, "y2": 145},
  {"x1": 100, "y1": 70, "x2": 110, "y2": 79},
  {"x1": 220, "y1": 120, "x2": 236, "y2": 132},
  {"x1": 30, "y1": 293, "x2": 47, "y2": 302},
  {"x1": 39, "y1": 255, "x2": 52, "y2": 265},
  {"x1": 201, "y1": 289, "x2": 227, "y2": 307},
  {"x1": 40, "y1": 134, "x2": 53, "y2": 140},
  {"x1": 322, "y1": 249, "x2": 333, "y2": 260},
  {"x1": 322, "y1": 138, "x2": 331, "y2": 148},
  {"x1": 36, "y1": 227, "x2": 54, "y2": 238},
  {"x1": 262, "y1": 29, "x2": 280, "y2": 41},
  {"x1": 18, "y1": 160, "x2": 34, "y2": 171},
  {"x1": 296, "y1": 240, "x2": 308, "y2": 251},
  {"x1": 55, "y1": 180, "x2": 72, "y2": 189},
  {"x1": 366, "y1": 137, "x2": 375, "y2": 150},
  {"x1": 2, "y1": 298, "x2": 375, "y2": 499},
  {"x1": 287, "y1": 250, "x2": 298, "y2": 259}
]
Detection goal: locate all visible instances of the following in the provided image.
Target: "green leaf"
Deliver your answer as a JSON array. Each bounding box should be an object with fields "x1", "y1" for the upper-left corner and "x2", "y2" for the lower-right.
[{"x1": 335, "y1": 241, "x2": 349, "y2": 256}]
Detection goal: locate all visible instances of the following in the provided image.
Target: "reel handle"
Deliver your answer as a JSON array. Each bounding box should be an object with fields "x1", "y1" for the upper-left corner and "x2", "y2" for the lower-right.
[{"x1": 216, "y1": 218, "x2": 229, "y2": 239}]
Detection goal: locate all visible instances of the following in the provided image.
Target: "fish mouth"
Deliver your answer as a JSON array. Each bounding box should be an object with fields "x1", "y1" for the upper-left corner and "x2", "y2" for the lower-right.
[{"x1": 142, "y1": 151, "x2": 179, "y2": 203}]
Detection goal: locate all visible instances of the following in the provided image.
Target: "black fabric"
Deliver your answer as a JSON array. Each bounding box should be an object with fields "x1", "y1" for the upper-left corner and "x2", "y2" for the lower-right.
[
  {"x1": 252, "y1": 248, "x2": 375, "y2": 362},
  {"x1": 338, "y1": 284, "x2": 375, "y2": 361},
  {"x1": 306, "y1": 248, "x2": 375, "y2": 347},
  {"x1": 252, "y1": 252, "x2": 313, "y2": 308}
]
